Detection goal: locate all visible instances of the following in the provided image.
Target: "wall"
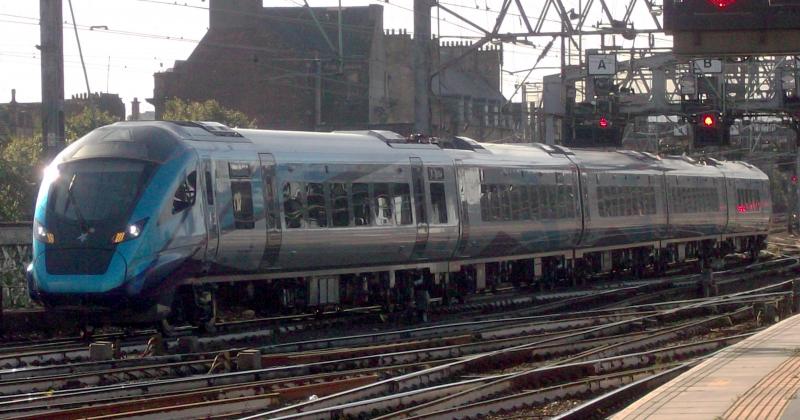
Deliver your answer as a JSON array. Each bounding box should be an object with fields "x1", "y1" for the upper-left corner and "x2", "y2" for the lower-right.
[{"x1": 0, "y1": 224, "x2": 32, "y2": 309}]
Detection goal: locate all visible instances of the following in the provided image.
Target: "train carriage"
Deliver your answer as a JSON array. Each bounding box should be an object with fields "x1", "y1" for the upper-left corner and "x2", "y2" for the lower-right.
[{"x1": 26, "y1": 121, "x2": 772, "y2": 329}]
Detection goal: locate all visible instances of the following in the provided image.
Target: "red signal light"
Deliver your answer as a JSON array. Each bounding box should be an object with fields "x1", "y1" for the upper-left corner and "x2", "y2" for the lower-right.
[
  {"x1": 701, "y1": 114, "x2": 716, "y2": 128},
  {"x1": 707, "y1": 0, "x2": 736, "y2": 8},
  {"x1": 792, "y1": 175, "x2": 798, "y2": 184},
  {"x1": 599, "y1": 116, "x2": 609, "y2": 129}
]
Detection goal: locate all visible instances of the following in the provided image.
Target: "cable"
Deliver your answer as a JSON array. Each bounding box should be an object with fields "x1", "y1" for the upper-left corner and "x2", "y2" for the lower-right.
[{"x1": 67, "y1": 0, "x2": 97, "y2": 126}]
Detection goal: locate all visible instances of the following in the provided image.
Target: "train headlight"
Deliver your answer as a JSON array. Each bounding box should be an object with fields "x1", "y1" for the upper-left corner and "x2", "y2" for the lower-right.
[
  {"x1": 112, "y1": 218, "x2": 148, "y2": 244},
  {"x1": 33, "y1": 220, "x2": 55, "y2": 244}
]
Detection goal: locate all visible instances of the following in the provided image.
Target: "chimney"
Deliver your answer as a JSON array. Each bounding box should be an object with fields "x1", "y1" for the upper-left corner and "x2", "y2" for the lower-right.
[
  {"x1": 10, "y1": 89, "x2": 16, "y2": 103},
  {"x1": 131, "y1": 97, "x2": 140, "y2": 121}
]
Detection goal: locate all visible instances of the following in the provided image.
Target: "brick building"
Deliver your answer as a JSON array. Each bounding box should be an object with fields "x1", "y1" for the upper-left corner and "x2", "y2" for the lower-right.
[
  {"x1": 0, "y1": 89, "x2": 126, "y2": 142},
  {"x1": 152, "y1": 0, "x2": 522, "y2": 141}
]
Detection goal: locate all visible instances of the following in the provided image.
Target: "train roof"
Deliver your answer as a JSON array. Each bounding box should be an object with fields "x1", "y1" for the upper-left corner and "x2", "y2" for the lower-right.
[{"x1": 80, "y1": 122, "x2": 767, "y2": 180}]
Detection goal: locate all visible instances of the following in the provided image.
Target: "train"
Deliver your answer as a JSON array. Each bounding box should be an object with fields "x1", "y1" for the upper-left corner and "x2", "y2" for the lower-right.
[{"x1": 26, "y1": 121, "x2": 772, "y2": 332}]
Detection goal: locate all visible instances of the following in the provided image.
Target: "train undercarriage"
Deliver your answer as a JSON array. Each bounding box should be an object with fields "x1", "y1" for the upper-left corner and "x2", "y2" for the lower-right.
[{"x1": 155, "y1": 233, "x2": 767, "y2": 335}]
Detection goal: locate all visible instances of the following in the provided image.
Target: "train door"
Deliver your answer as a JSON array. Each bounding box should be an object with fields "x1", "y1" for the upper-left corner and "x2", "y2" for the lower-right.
[
  {"x1": 454, "y1": 159, "x2": 471, "y2": 257},
  {"x1": 200, "y1": 158, "x2": 219, "y2": 263},
  {"x1": 410, "y1": 157, "x2": 429, "y2": 258},
  {"x1": 259, "y1": 153, "x2": 282, "y2": 267}
]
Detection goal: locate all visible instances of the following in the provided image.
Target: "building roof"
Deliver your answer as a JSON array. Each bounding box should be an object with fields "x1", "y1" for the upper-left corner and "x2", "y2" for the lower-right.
[{"x1": 190, "y1": 6, "x2": 379, "y2": 62}]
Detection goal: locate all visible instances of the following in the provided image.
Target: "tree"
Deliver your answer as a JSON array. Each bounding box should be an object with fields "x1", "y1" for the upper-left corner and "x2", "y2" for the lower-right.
[
  {"x1": 0, "y1": 135, "x2": 42, "y2": 221},
  {"x1": 161, "y1": 98, "x2": 255, "y2": 128},
  {"x1": 65, "y1": 107, "x2": 120, "y2": 143}
]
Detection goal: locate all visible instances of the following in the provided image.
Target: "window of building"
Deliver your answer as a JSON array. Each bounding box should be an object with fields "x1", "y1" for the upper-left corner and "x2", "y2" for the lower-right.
[{"x1": 429, "y1": 182, "x2": 448, "y2": 224}]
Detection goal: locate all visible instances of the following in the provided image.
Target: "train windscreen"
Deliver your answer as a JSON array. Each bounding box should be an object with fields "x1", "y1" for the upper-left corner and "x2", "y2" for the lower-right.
[{"x1": 46, "y1": 159, "x2": 155, "y2": 249}]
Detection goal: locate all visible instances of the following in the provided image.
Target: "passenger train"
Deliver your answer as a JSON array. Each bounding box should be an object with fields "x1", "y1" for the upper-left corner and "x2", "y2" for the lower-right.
[{"x1": 27, "y1": 121, "x2": 772, "y2": 331}]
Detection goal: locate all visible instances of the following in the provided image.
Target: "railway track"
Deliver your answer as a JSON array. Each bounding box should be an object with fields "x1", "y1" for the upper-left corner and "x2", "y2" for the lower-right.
[{"x1": 0, "y1": 255, "x2": 796, "y2": 419}]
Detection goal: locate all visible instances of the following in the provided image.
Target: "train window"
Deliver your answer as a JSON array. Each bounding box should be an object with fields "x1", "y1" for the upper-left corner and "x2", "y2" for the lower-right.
[
  {"x1": 329, "y1": 183, "x2": 350, "y2": 227},
  {"x1": 489, "y1": 185, "x2": 501, "y2": 221},
  {"x1": 283, "y1": 182, "x2": 305, "y2": 229},
  {"x1": 480, "y1": 184, "x2": 489, "y2": 222},
  {"x1": 172, "y1": 171, "x2": 197, "y2": 214},
  {"x1": 392, "y1": 183, "x2": 413, "y2": 225},
  {"x1": 529, "y1": 185, "x2": 539, "y2": 220},
  {"x1": 204, "y1": 171, "x2": 214, "y2": 205},
  {"x1": 499, "y1": 185, "x2": 511, "y2": 221},
  {"x1": 519, "y1": 185, "x2": 530, "y2": 220},
  {"x1": 624, "y1": 188, "x2": 634, "y2": 217},
  {"x1": 509, "y1": 186, "x2": 521, "y2": 220},
  {"x1": 231, "y1": 179, "x2": 255, "y2": 229},
  {"x1": 561, "y1": 185, "x2": 575, "y2": 219},
  {"x1": 557, "y1": 185, "x2": 568, "y2": 218},
  {"x1": 374, "y1": 183, "x2": 393, "y2": 225},
  {"x1": 228, "y1": 162, "x2": 250, "y2": 178},
  {"x1": 429, "y1": 182, "x2": 448, "y2": 224},
  {"x1": 306, "y1": 183, "x2": 327, "y2": 228},
  {"x1": 352, "y1": 183, "x2": 372, "y2": 226}
]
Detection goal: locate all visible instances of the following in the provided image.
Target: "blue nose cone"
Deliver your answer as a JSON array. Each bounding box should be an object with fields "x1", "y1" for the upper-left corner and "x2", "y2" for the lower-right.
[{"x1": 31, "y1": 249, "x2": 128, "y2": 294}]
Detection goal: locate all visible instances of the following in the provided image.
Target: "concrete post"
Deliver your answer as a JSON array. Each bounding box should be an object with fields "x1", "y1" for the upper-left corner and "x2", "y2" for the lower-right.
[
  {"x1": 413, "y1": 0, "x2": 432, "y2": 135},
  {"x1": 40, "y1": 0, "x2": 65, "y2": 161}
]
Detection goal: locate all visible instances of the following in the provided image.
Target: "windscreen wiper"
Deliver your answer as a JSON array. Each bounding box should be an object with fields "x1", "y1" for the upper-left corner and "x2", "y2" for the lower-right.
[{"x1": 65, "y1": 173, "x2": 90, "y2": 233}]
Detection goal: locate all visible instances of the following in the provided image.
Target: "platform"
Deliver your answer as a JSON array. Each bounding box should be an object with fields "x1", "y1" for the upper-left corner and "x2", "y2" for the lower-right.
[{"x1": 613, "y1": 313, "x2": 800, "y2": 419}]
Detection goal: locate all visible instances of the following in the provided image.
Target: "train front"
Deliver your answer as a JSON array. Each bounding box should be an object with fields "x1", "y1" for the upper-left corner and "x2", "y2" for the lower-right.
[{"x1": 26, "y1": 122, "x2": 194, "y2": 322}]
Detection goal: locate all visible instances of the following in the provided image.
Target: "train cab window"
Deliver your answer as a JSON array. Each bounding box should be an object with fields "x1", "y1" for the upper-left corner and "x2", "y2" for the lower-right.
[
  {"x1": 306, "y1": 183, "x2": 327, "y2": 228},
  {"x1": 283, "y1": 182, "x2": 306, "y2": 229},
  {"x1": 374, "y1": 183, "x2": 393, "y2": 225},
  {"x1": 231, "y1": 180, "x2": 255, "y2": 229},
  {"x1": 352, "y1": 183, "x2": 372, "y2": 226},
  {"x1": 392, "y1": 183, "x2": 413, "y2": 225},
  {"x1": 329, "y1": 183, "x2": 350, "y2": 227},
  {"x1": 429, "y1": 182, "x2": 448, "y2": 224},
  {"x1": 172, "y1": 171, "x2": 197, "y2": 214}
]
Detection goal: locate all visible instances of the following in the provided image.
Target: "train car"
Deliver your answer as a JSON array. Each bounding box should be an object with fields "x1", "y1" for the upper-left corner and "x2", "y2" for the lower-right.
[{"x1": 26, "y1": 122, "x2": 771, "y2": 331}]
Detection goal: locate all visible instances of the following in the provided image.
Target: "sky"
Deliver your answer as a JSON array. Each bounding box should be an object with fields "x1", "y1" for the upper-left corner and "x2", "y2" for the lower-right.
[{"x1": 0, "y1": 0, "x2": 670, "y2": 116}]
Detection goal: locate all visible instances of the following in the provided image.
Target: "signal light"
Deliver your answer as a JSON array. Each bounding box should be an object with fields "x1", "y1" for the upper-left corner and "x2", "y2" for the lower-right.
[
  {"x1": 599, "y1": 116, "x2": 609, "y2": 129},
  {"x1": 792, "y1": 175, "x2": 798, "y2": 185},
  {"x1": 701, "y1": 114, "x2": 716, "y2": 128},
  {"x1": 707, "y1": 0, "x2": 736, "y2": 8}
]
